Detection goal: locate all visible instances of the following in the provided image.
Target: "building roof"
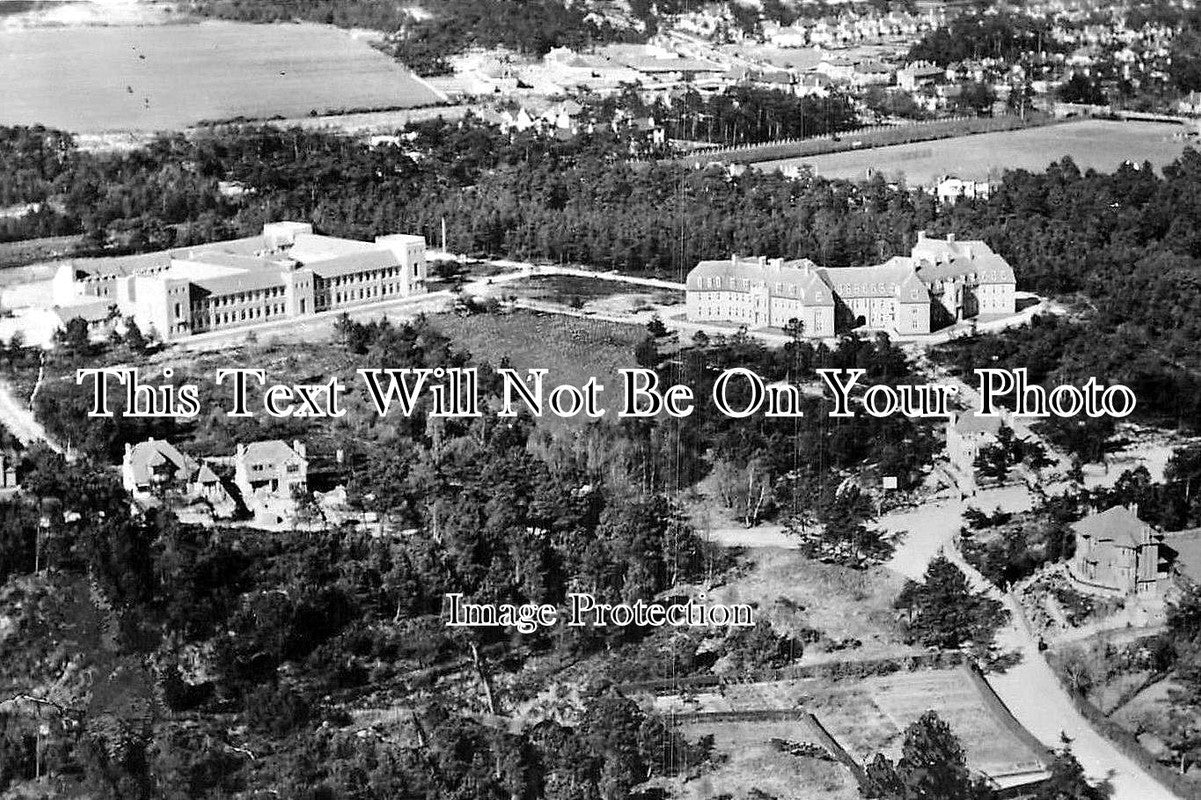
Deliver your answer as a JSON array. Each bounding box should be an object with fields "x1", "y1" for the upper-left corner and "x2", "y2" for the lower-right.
[
  {"x1": 901, "y1": 61, "x2": 943, "y2": 77},
  {"x1": 1164, "y1": 528, "x2": 1201, "y2": 584},
  {"x1": 815, "y1": 260, "x2": 918, "y2": 300},
  {"x1": 688, "y1": 256, "x2": 833, "y2": 304},
  {"x1": 915, "y1": 253, "x2": 1015, "y2": 285},
  {"x1": 239, "y1": 440, "x2": 306, "y2": 468},
  {"x1": 1073, "y1": 506, "x2": 1150, "y2": 548},
  {"x1": 307, "y1": 249, "x2": 400, "y2": 280},
  {"x1": 950, "y1": 411, "x2": 1002, "y2": 437},
  {"x1": 51, "y1": 299, "x2": 115, "y2": 324},
  {"x1": 911, "y1": 233, "x2": 995, "y2": 262},
  {"x1": 125, "y1": 439, "x2": 196, "y2": 486},
  {"x1": 192, "y1": 269, "x2": 288, "y2": 296},
  {"x1": 624, "y1": 56, "x2": 726, "y2": 73}
]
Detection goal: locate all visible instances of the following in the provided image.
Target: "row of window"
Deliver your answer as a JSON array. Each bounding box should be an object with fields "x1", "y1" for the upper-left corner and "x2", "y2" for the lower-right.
[{"x1": 196, "y1": 304, "x2": 287, "y2": 328}]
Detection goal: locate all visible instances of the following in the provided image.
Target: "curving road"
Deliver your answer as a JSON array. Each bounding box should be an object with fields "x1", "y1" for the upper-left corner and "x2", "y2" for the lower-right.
[{"x1": 891, "y1": 494, "x2": 1180, "y2": 800}]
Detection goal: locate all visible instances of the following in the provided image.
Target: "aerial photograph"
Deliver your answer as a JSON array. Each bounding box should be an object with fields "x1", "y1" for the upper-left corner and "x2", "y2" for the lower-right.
[{"x1": 3, "y1": 0, "x2": 1201, "y2": 798}]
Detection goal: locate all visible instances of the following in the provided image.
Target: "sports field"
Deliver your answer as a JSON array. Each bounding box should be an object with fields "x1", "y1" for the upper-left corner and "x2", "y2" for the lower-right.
[
  {"x1": 759, "y1": 119, "x2": 1197, "y2": 185},
  {"x1": 0, "y1": 21, "x2": 444, "y2": 133}
]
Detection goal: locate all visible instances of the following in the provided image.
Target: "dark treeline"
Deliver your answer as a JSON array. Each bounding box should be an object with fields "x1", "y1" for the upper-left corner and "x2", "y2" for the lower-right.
[
  {"x1": 907, "y1": 11, "x2": 1065, "y2": 66},
  {"x1": 609, "y1": 85, "x2": 861, "y2": 145}
]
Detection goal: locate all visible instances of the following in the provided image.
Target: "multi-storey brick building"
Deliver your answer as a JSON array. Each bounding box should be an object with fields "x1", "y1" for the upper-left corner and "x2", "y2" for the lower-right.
[
  {"x1": 684, "y1": 232, "x2": 1016, "y2": 336},
  {"x1": 50, "y1": 221, "x2": 427, "y2": 342}
]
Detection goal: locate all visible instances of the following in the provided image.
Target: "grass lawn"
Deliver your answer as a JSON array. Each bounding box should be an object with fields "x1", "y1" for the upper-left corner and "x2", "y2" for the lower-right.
[{"x1": 702, "y1": 549, "x2": 915, "y2": 664}]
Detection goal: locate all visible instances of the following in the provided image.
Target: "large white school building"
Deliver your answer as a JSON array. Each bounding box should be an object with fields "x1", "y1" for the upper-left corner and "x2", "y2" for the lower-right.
[
  {"x1": 48, "y1": 221, "x2": 427, "y2": 342},
  {"x1": 685, "y1": 232, "x2": 1016, "y2": 336}
]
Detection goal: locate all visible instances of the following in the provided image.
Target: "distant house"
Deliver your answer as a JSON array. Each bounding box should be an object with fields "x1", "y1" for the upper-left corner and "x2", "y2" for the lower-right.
[
  {"x1": 945, "y1": 411, "x2": 1002, "y2": 479},
  {"x1": 935, "y1": 176, "x2": 991, "y2": 205},
  {"x1": 897, "y1": 60, "x2": 943, "y2": 91},
  {"x1": 851, "y1": 60, "x2": 894, "y2": 87},
  {"x1": 1070, "y1": 506, "x2": 1166, "y2": 596},
  {"x1": 1179, "y1": 91, "x2": 1201, "y2": 116}
]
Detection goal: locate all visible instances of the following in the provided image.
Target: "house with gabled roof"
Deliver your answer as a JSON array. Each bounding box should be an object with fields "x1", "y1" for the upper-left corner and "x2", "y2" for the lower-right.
[
  {"x1": 122, "y1": 438, "x2": 234, "y2": 514},
  {"x1": 232, "y1": 437, "x2": 307, "y2": 511},
  {"x1": 1070, "y1": 505, "x2": 1167, "y2": 596}
]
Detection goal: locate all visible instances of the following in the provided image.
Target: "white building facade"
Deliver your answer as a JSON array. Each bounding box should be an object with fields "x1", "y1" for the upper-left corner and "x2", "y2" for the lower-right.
[{"x1": 50, "y1": 222, "x2": 427, "y2": 342}]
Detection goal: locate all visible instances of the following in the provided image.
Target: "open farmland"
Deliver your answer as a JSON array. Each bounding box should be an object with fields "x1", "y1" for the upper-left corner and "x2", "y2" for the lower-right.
[
  {"x1": 758, "y1": 119, "x2": 1197, "y2": 185},
  {"x1": 0, "y1": 21, "x2": 444, "y2": 133}
]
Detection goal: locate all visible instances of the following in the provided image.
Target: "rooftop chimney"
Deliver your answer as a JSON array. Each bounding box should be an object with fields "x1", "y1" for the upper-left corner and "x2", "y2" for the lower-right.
[
  {"x1": 917, "y1": 230, "x2": 927, "y2": 242},
  {"x1": 947, "y1": 233, "x2": 956, "y2": 243}
]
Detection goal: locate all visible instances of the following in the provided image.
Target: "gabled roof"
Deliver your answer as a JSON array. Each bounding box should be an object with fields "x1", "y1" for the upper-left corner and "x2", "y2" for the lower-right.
[
  {"x1": 688, "y1": 257, "x2": 833, "y2": 304},
  {"x1": 125, "y1": 439, "x2": 196, "y2": 486},
  {"x1": 1072, "y1": 506, "x2": 1151, "y2": 548},
  {"x1": 911, "y1": 235, "x2": 995, "y2": 263},
  {"x1": 814, "y1": 260, "x2": 913, "y2": 300},
  {"x1": 51, "y1": 300, "x2": 115, "y2": 324},
  {"x1": 916, "y1": 253, "x2": 1015, "y2": 285},
  {"x1": 239, "y1": 440, "x2": 306, "y2": 468}
]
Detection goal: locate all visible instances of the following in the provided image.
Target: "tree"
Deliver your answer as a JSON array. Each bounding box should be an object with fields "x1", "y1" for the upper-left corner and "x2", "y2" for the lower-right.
[
  {"x1": 1171, "y1": 29, "x2": 1201, "y2": 93},
  {"x1": 52, "y1": 317, "x2": 91, "y2": 356},
  {"x1": 864, "y1": 711, "x2": 993, "y2": 800},
  {"x1": 1034, "y1": 746, "x2": 1112, "y2": 799},
  {"x1": 955, "y1": 81, "x2": 997, "y2": 115},
  {"x1": 122, "y1": 318, "x2": 148, "y2": 354},
  {"x1": 895, "y1": 556, "x2": 1008, "y2": 651},
  {"x1": 1059, "y1": 74, "x2": 1106, "y2": 106},
  {"x1": 789, "y1": 483, "x2": 891, "y2": 567}
]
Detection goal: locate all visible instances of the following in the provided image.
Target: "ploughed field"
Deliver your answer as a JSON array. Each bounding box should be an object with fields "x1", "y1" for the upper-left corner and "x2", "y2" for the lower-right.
[
  {"x1": 0, "y1": 21, "x2": 443, "y2": 133},
  {"x1": 758, "y1": 119, "x2": 1196, "y2": 185}
]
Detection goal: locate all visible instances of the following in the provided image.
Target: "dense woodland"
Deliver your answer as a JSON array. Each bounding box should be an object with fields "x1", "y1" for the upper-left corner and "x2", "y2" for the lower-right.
[{"x1": 5, "y1": 119, "x2": 1201, "y2": 436}]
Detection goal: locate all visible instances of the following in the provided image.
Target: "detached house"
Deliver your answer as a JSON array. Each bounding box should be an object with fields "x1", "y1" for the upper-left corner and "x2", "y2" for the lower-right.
[
  {"x1": 122, "y1": 438, "x2": 233, "y2": 512},
  {"x1": 1070, "y1": 506, "x2": 1166, "y2": 596},
  {"x1": 945, "y1": 411, "x2": 1002, "y2": 478},
  {"x1": 234, "y1": 440, "x2": 308, "y2": 512}
]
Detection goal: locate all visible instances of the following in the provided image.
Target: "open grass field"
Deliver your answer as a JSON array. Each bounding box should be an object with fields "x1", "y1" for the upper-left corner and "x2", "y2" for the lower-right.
[
  {"x1": 429, "y1": 310, "x2": 646, "y2": 405},
  {"x1": 0, "y1": 21, "x2": 444, "y2": 133},
  {"x1": 700, "y1": 548, "x2": 915, "y2": 664},
  {"x1": 665, "y1": 720, "x2": 861, "y2": 800},
  {"x1": 758, "y1": 119, "x2": 1197, "y2": 185}
]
